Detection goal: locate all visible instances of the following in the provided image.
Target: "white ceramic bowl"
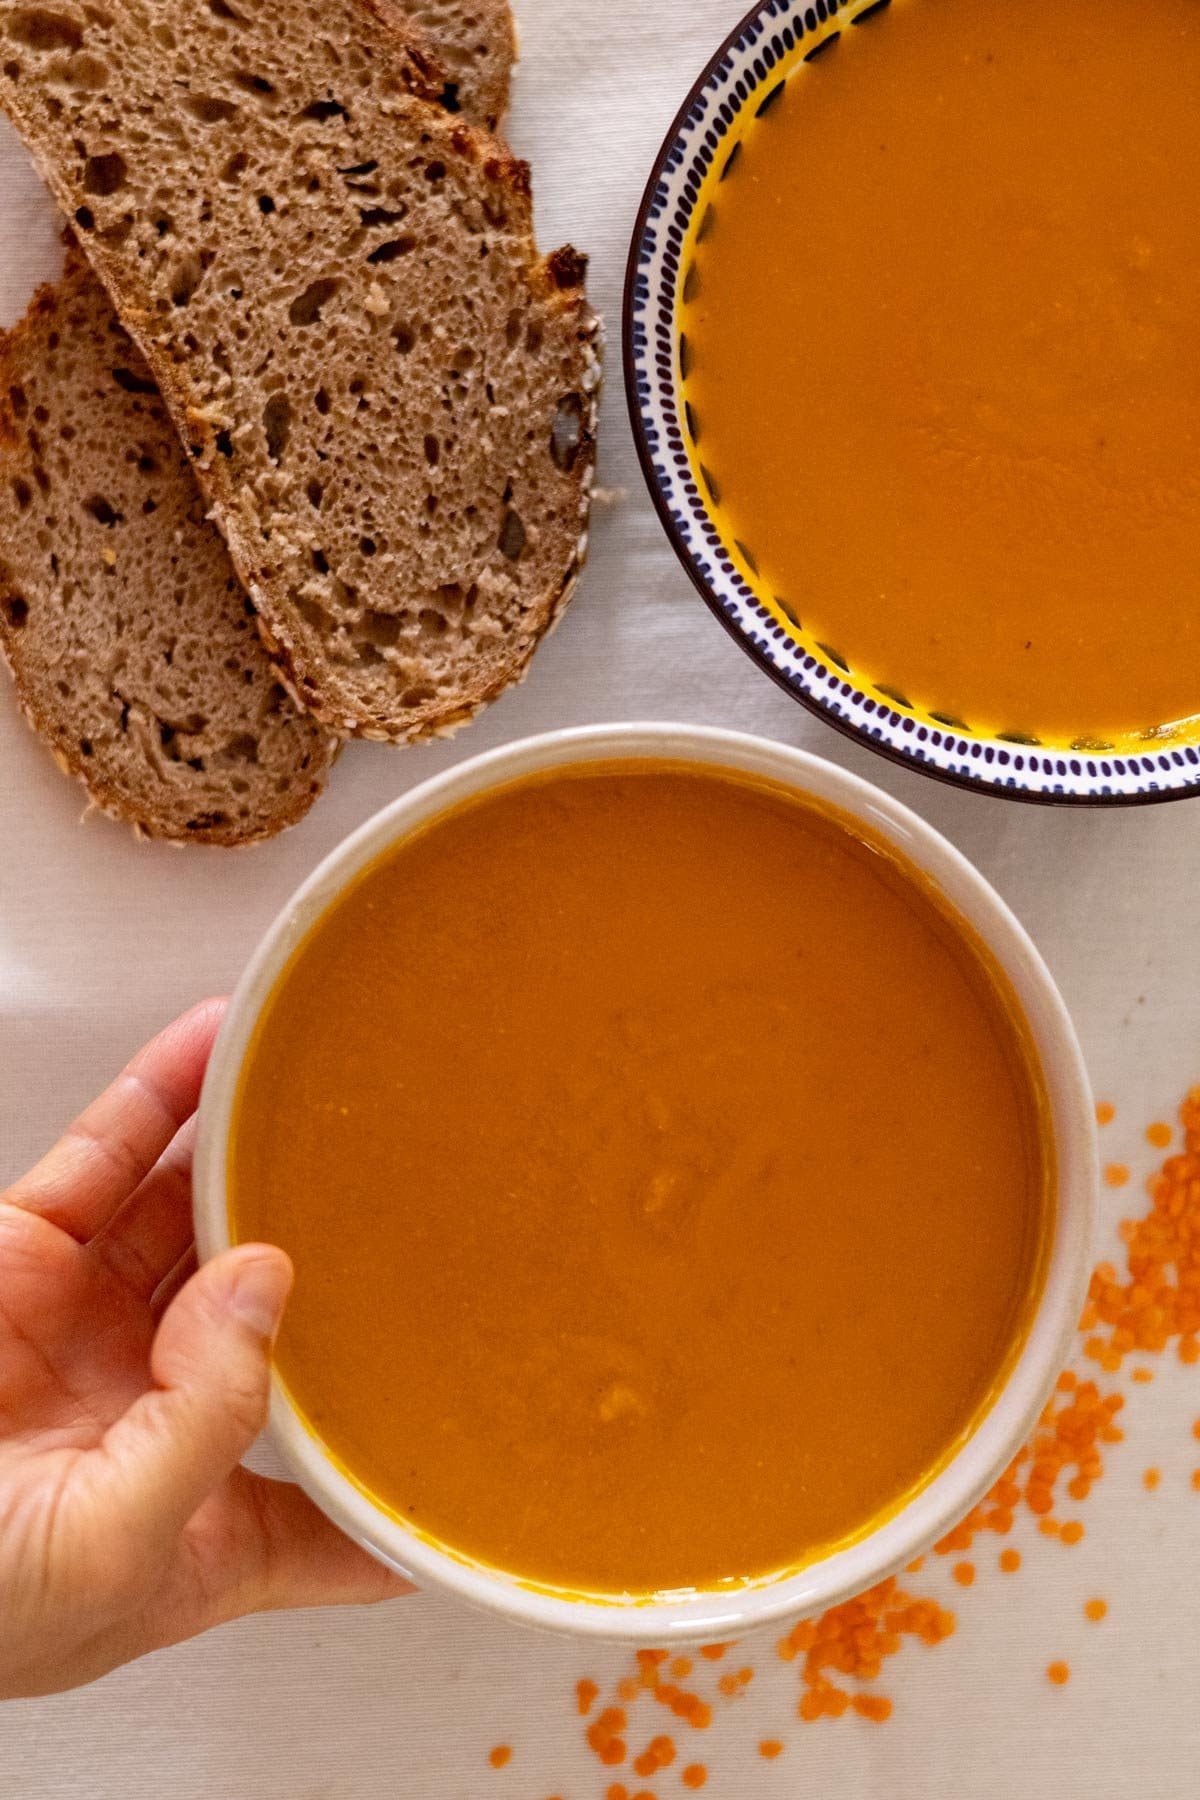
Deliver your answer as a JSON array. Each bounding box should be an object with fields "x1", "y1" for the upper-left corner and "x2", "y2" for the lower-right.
[{"x1": 194, "y1": 723, "x2": 1097, "y2": 1642}]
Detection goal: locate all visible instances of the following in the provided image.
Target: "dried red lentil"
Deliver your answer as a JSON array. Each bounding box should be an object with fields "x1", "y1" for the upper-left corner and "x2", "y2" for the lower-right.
[
  {"x1": 587, "y1": 1707, "x2": 628, "y2": 1768},
  {"x1": 852, "y1": 1693, "x2": 894, "y2": 1722},
  {"x1": 631, "y1": 1735, "x2": 675, "y2": 1779}
]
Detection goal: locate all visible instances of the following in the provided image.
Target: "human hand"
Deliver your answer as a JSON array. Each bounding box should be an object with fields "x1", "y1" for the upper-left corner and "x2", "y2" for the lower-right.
[{"x1": 0, "y1": 999, "x2": 409, "y2": 1699}]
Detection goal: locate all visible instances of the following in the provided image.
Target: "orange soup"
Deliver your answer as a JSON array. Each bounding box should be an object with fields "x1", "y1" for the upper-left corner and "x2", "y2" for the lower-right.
[
  {"x1": 229, "y1": 763, "x2": 1050, "y2": 1595},
  {"x1": 681, "y1": 0, "x2": 1200, "y2": 746}
]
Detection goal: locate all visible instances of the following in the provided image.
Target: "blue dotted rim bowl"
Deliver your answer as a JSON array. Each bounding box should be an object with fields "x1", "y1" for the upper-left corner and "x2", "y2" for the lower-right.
[{"x1": 623, "y1": 0, "x2": 1200, "y2": 806}]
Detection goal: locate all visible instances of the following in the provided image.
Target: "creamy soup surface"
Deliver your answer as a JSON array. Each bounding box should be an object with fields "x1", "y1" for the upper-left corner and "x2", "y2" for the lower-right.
[
  {"x1": 682, "y1": 0, "x2": 1200, "y2": 744},
  {"x1": 230, "y1": 763, "x2": 1049, "y2": 1594}
]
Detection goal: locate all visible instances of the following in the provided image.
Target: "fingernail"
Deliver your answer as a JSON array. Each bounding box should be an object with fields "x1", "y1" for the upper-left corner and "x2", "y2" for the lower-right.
[{"x1": 228, "y1": 1250, "x2": 293, "y2": 1341}]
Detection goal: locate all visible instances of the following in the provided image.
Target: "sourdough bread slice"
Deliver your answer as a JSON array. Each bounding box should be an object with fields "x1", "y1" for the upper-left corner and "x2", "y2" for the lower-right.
[
  {"x1": 0, "y1": 253, "x2": 337, "y2": 844},
  {"x1": 412, "y1": 0, "x2": 515, "y2": 132},
  {"x1": 0, "y1": 0, "x2": 599, "y2": 743}
]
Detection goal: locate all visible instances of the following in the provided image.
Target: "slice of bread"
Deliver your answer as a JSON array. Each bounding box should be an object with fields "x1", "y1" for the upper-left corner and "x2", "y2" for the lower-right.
[
  {"x1": 0, "y1": 251, "x2": 337, "y2": 844},
  {"x1": 410, "y1": 0, "x2": 515, "y2": 132},
  {"x1": 0, "y1": 0, "x2": 599, "y2": 743}
]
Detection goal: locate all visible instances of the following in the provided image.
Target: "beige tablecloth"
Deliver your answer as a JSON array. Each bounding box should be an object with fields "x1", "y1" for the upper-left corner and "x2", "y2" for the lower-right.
[{"x1": 3, "y1": 4, "x2": 1200, "y2": 1795}]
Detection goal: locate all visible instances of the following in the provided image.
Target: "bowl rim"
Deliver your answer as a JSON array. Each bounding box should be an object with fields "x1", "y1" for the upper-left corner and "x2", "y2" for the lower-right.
[
  {"x1": 621, "y1": 0, "x2": 1200, "y2": 809},
  {"x1": 194, "y1": 721, "x2": 1097, "y2": 1642}
]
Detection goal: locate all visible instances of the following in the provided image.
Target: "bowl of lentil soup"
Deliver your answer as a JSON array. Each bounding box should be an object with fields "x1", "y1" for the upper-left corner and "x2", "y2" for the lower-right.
[
  {"x1": 193, "y1": 724, "x2": 1095, "y2": 1640},
  {"x1": 626, "y1": 0, "x2": 1200, "y2": 802}
]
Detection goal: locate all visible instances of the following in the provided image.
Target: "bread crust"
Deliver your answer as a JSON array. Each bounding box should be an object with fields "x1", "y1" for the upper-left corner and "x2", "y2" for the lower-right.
[{"x1": 403, "y1": 0, "x2": 516, "y2": 130}]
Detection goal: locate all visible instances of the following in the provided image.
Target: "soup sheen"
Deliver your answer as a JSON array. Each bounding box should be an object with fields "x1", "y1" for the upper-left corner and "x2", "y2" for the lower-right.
[
  {"x1": 230, "y1": 764, "x2": 1049, "y2": 1595},
  {"x1": 681, "y1": 0, "x2": 1200, "y2": 744}
]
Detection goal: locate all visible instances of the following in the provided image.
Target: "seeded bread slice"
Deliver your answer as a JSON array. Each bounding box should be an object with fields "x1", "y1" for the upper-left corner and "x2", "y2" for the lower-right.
[
  {"x1": 411, "y1": 0, "x2": 515, "y2": 132},
  {"x1": 0, "y1": 252, "x2": 337, "y2": 844},
  {"x1": 0, "y1": 0, "x2": 599, "y2": 743}
]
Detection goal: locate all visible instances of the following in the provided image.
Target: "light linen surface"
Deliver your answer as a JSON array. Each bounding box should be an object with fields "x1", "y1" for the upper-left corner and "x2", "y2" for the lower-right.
[{"x1": 2, "y1": 5, "x2": 1199, "y2": 1795}]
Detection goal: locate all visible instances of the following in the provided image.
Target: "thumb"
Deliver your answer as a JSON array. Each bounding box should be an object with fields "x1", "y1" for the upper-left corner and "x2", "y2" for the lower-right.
[{"x1": 99, "y1": 1245, "x2": 293, "y2": 1539}]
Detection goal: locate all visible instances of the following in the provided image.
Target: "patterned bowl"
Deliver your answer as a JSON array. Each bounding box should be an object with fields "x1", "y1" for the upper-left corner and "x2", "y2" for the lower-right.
[{"x1": 623, "y1": 0, "x2": 1200, "y2": 805}]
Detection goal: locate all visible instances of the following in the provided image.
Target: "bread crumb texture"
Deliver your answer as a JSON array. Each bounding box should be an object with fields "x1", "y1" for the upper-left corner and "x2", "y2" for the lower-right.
[{"x1": 0, "y1": 253, "x2": 336, "y2": 844}]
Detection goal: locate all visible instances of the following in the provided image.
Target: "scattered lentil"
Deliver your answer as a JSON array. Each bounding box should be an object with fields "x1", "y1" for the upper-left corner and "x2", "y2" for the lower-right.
[
  {"x1": 1086, "y1": 1092, "x2": 1200, "y2": 1370},
  {"x1": 776, "y1": 1577, "x2": 955, "y2": 1721},
  {"x1": 1147, "y1": 1122, "x2": 1172, "y2": 1148},
  {"x1": 1084, "y1": 1599, "x2": 1108, "y2": 1622},
  {"x1": 1047, "y1": 1661, "x2": 1071, "y2": 1686},
  {"x1": 681, "y1": 1766, "x2": 707, "y2": 1789},
  {"x1": 1144, "y1": 1468, "x2": 1161, "y2": 1491},
  {"x1": 1096, "y1": 1101, "x2": 1115, "y2": 1126},
  {"x1": 578, "y1": 1679, "x2": 599, "y2": 1716},
  {"x1": 953, "y1": 1561, "x2": 976, "y2": 1587},
  {"x1": 1104, "y1": 1163, "x2": 1130, "y2": 1188},
  {"x1": 587, "y1": 1706, "x2": 628, "y2": 1768},
  {"x1": 759, "y1": 1740, "x2": 783, "y2": 1759},
  {"x1": 1000, "y1": 1548, "x2": 1022, "y2": 1573},
  {"x1": 852, "y1": 1693, "x2": 894, "y2": 1722},
  {"x1": 488, "y1": 1745, "x2": 512, "y2": 1769},
  {"x1": 631, "y1": 1735, "x2": 676, "y2": 1779}
]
